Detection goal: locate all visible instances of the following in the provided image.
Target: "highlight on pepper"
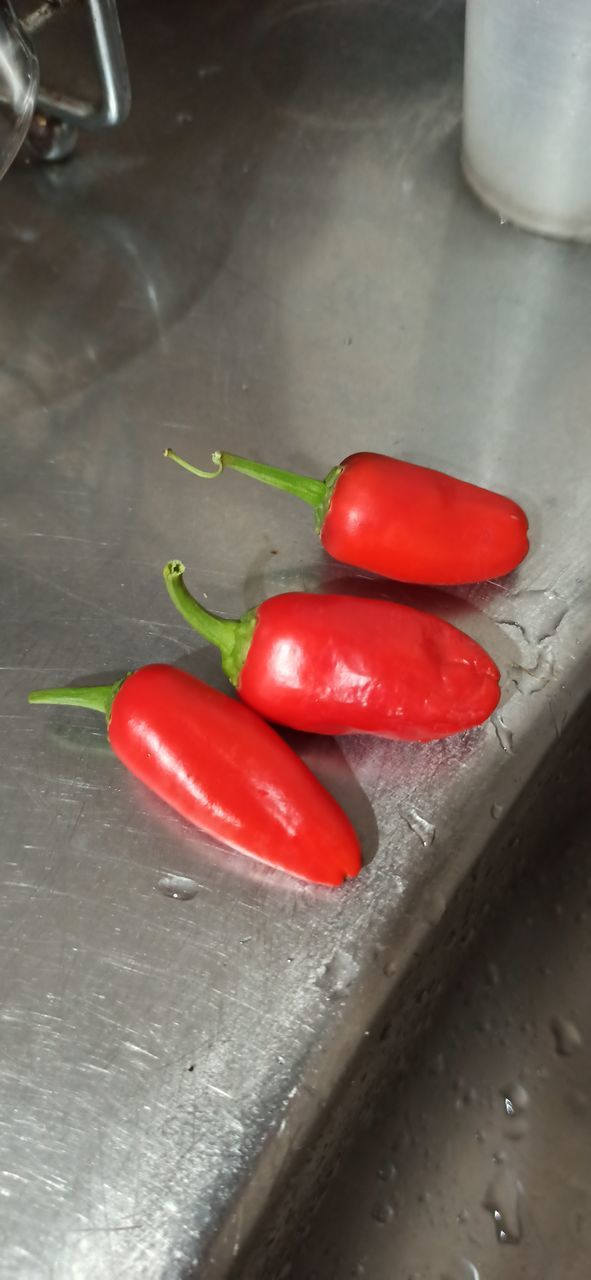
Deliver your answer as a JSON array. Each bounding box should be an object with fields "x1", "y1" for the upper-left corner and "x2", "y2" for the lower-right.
[
  {"x1": 28, "y1": 665, "x2": 361, "y2": 887},
  {"x1": 163, "y1": 447, "x2": 529, "y2": 587},
  {"x1": 163, "y1": 560, "x2": 501, "y2": 742}
]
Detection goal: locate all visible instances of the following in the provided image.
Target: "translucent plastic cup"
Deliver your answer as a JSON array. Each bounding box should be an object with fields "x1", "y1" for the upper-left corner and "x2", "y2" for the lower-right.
[{"x1": 462, "y1": 0, "x2": 591, "y2": 241}]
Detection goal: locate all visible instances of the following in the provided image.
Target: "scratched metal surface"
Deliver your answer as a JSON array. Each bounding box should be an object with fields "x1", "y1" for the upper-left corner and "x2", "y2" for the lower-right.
[{"x1": 2, "y1": 1, "x2": 591, "y2": 1277}]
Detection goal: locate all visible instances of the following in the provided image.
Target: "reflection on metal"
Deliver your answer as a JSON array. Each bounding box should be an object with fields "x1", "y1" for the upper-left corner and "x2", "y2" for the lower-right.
[
  {"x1": 33, "y1": 0, "x2": 131, "y2": 130},
  {"x1": 0, "y1": 0, "x2": 38, "y2": 179},
  {"x1": 0, "y1": 0, "x2": 130, "y2": 174},
  {"x1": 21, "y1": 0, "x2": 78, "y2": 38},
  {"x1": 2, "y1": 2, "x2": 591, "y2": 1277},
  {"x1": 25, "y1": 110, "x2": 77, "y2": 160}
]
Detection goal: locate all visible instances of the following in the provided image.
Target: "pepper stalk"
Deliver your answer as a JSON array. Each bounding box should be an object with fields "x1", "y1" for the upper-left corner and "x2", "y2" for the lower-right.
[
  {"x1": 163, "y1": 448, "x2": 341, "y2": 531},
  {"x1": 163, "y1": 560, "x2": 256, "y2": 686},
  {"x1": 28, "y1": 677, "x2": 127, "y2": 722}
]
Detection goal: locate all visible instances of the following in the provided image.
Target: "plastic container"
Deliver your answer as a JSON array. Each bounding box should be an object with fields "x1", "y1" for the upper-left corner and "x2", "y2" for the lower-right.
[{"x1": 462, "y1": 0, "x2": 591, "y2": 241}]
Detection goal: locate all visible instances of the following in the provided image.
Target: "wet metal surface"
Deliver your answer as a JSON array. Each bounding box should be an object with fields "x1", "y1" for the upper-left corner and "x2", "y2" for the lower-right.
[
  {"x1": 1, "y1": 2, "x2": 591, "y2": 1277},
  {"x1": 291, "y1": 780, "x2": 591, "y2": 1280}
]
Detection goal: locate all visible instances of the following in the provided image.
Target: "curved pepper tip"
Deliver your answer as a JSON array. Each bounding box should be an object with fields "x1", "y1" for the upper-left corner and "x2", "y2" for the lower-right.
[
  {"x1": 312, "y1": 827, "x2": 362, "y2": 887},
  {"x1": 345, "y1": 858, "x2": 363, "y2": 883},
  {"x1": 322, "y1": 862, "x2": 361, "y2": 888},
  {"x1": 164, "y1": 558, "x2": 186, "y2": 582},
  {"x1": 342, "y1": 838, "x2": 363, "y2": 882},
  {"x1": 163, "y1": 448, "x2": 223, "y2": 480}
]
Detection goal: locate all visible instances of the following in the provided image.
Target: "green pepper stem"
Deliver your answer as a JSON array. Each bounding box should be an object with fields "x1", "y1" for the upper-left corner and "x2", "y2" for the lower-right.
[
  {"x1": 215, "y1": 452, "x2": 325, "y2": 507},
  {"x1": 163, "y1": 560, "x2": 257, "y2": 687},
  {"x1": 28, "y1": 678, "x2": 124, "y2": 720},
  {"x1": 163, "y1": 561, "x2": 237, "y2": 656},
  {"x1": 163, "y1": 448, "x2": 223, "y2": 479},
  {"x1": 164, "y1": 446, "x2": 326, "y2": 509}
]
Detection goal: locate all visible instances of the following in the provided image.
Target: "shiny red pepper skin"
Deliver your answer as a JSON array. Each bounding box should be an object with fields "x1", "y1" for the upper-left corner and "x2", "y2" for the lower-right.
[
  {"x1": 237, "y1": 594, "x2": 500, "y2": 740},
  {"x1": 164, "y1": 447, "x2": 529, "y2": 586},
  {"x1": 164, "y1": 567, "x2": 501, "y2": 742},
  {"x1": 29, "y1": 665, "x2": 361, "y2": 886},
  {"x1": 321, "y1": 453, "x2": 529, "y2": 585}
]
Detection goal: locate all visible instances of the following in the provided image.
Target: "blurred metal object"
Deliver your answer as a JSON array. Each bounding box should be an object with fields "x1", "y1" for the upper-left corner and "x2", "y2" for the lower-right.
[
  {"x1": 25, "y1": 109, "x2": 77, "y2": 159},
  {"x1": 0, "y1": 0, "x2": 130, "y2": 175},
  {"x1": 0, "y1": 0, "x2": 38, "y2": 178},
  {"x1": 21, "y1": 0, "x2": 78, "y2": 38},
  {"x1": 32, "y1": 0, "x2": 131, "y2": 130}
]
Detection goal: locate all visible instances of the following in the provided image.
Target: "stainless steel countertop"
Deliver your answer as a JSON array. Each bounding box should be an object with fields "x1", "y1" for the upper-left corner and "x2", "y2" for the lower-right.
[{"x1": 2, "y1": 2, "x2": 591, "y2": 1277}]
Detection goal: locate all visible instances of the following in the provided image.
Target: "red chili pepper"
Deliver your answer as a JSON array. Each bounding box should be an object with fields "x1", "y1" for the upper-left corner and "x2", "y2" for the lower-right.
[
  {"x1": 163, "y1": 448, "x2": 528, "y2": 586},
  {"x1": 28, "y1": 665, "x2": 361, "y2": 886},
  {"x1": 164, "y1": 563, "x2": 500, "y2": 741}
]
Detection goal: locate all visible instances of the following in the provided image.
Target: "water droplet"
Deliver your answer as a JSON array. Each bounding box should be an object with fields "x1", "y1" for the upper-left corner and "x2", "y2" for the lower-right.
[
  {"x1": 515, "y1": 589, "x2": 568, "y2": 645},
  {"x1": 506, "y1": 1116, "x2": 529, "y2": 1140},
  {"x1": 371, "y1": 1199, "x2": 394, "y2": 1224},
  {"x1": 400, "y1": 805, "x2": 435, "y2": 847},
  {"x1": 492, "y1": 714, "x2": 513, "y2": 754},
  {"x1": 317, "y1": 949, "x2": 359, "y2": 997},
  {"x1": 501, "y1": 1082, "x2": 529, "y2": 1116},
  {"x1": 486, "y1": 962, "x2": 500, "y2": 987},
  {"x1": 491, "y1": 802, "x2": 504, "y2": 819},
  {"x1": 157, "y1": 873, "x2": 198, "y2": 901},
  {"x1": 441, "y1": 1261, "x2": 480, "y2": 1280},
  {"x1": 376, "y1": 1158, "x2": 397, "y2": 1182},
  {"x1": 511, "y1": 643, "x2": 554, "y2": 695},
  {"x1": 483, "y1": 1164, "x2": 523, "y2": 1243},
  {"x1": 550, "y1": 1015, "x2": 582, "y2": 1056},
  {"x1": 570, "y1": 1089, "x2": 589, "y2": 1114}
]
